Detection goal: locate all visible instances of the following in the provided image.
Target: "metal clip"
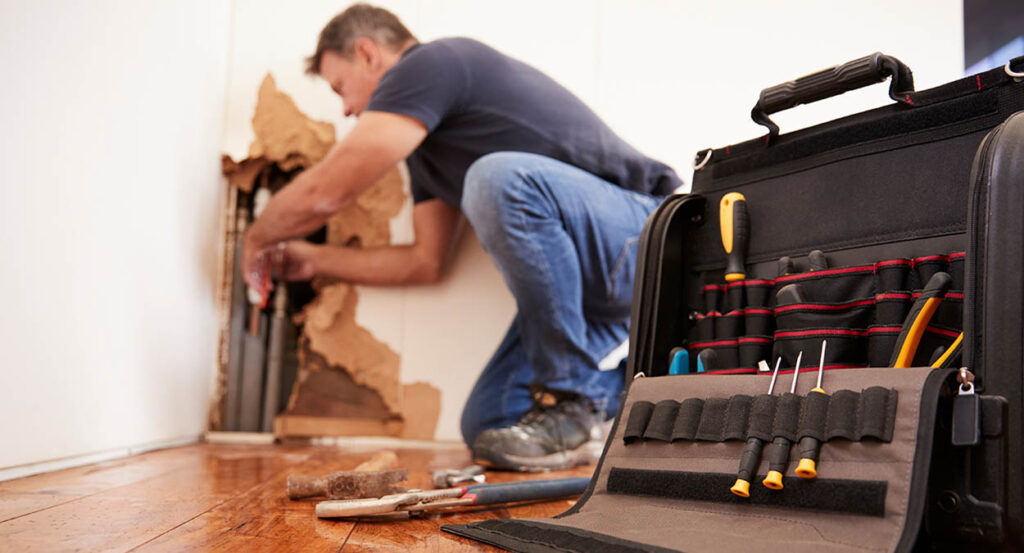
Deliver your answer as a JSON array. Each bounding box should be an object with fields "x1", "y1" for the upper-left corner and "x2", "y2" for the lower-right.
[
  {"x1": 1005, "y1": 61, "x2": 1024, "y2": 82},
  {"x1": 692, "y1": 149, "x2": 712, "y2": 171},
  {"x1": 957, "y1": 367, "x2": 975, "y2": 395}
]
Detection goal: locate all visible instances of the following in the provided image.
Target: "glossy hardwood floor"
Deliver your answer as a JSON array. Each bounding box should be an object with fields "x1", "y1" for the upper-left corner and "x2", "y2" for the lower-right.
[{"x1": 0, "y1": 440, "x2": 593, "y2": 551}]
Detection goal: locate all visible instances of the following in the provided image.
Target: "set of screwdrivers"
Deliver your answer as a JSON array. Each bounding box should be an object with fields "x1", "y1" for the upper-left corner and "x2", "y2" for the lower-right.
[{"x1": 731, "y1": 340, "x2": 828, "y2": 498}]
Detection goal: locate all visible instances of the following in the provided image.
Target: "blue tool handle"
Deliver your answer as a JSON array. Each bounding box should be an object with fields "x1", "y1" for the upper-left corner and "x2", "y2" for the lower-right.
[{"x1": 464, "y1": 477, "x2": 591, "y2": 505}]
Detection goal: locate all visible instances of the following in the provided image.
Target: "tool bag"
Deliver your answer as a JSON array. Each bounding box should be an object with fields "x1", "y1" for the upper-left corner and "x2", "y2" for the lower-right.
[{"x1": 445, "y1": 54, "x2": 1024, "y2": 552}]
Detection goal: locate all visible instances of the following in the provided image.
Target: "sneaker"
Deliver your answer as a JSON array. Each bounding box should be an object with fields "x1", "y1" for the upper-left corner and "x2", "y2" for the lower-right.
[{"x1": 471, "y1": 386, "x2": 611, "y2": 472}]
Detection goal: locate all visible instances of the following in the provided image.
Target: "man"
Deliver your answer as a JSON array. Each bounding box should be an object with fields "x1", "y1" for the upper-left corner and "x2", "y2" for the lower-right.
[{"x1": 243, "y1": 4, "x2": 681, "y2": 471}]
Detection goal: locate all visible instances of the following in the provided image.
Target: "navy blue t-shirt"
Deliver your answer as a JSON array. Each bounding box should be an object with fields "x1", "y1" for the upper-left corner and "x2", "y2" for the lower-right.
[{"x1": 366, "y1": 38, "x2": 681, "y2": 206}]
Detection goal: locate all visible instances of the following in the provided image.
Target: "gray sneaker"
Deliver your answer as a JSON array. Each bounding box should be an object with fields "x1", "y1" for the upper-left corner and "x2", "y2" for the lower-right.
[{"x1": 471, "y1": 386, "x2": 610, "y2": 472}]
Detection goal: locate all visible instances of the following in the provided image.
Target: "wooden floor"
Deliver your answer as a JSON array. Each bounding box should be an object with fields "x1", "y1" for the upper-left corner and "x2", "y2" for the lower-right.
[{"x1": 0, "y1": 440, "x2": 593, "y2": 552}]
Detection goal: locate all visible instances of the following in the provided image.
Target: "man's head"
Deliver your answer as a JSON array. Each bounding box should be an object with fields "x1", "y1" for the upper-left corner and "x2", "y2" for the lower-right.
[{"x1": 306, "y1": 4, "x2": 417, "y2": 117}]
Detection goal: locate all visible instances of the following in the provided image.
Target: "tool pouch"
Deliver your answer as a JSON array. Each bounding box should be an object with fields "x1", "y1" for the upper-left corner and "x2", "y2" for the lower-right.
[{"x1": 448, "y1": 367, "x2": 959, "y2": 552}]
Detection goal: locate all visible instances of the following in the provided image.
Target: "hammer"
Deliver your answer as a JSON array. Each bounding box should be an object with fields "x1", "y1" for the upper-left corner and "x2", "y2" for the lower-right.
[{"x1": 287, "y1": 451, "x2": 408, "y2": 500}]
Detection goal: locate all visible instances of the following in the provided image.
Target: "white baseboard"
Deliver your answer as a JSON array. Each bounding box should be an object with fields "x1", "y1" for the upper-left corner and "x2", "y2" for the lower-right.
[{"x1": 0, "y1": 435, "x2": 201, "y2": 483}]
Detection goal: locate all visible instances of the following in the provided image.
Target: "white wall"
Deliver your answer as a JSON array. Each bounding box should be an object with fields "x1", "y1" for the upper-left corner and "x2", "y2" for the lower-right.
[
  {"x1": 224, "y1": 0, "x2": 964, "y2": 442},
  {"x1": 0, "y1": 0, "x2": 231, "y2": 470}
]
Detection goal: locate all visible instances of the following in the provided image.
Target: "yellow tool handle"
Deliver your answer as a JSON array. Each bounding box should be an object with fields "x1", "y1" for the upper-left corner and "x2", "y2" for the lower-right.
[
  {"x1": 719, "y1": 192, "x2": 749, "y2": 282},
  {"x1": 890, "y1": 272, "x2": 952, "y2": 368},
  {"x1": 931, "y1": 332, "x2": 964, "y2": 368}
]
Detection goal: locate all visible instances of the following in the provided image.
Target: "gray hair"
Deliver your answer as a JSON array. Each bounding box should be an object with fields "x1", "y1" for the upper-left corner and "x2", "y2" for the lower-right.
[{"x1": 306, "y1": 4, "x2": 417, "y2": 75}]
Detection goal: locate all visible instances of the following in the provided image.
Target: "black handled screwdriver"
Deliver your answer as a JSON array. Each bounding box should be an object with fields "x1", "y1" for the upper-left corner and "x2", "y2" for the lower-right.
[
  {"x1": 731, "y1": 357, "x2": 782, "y2": 498},
  {"x1": 796, "y1": 340, "x2": 828, "y2": 479},
  {"x1": 719, "y1": 193, "x2": 749, "y2": 282},
  {"x1": 763, "y1": 351, "x2": 802, "y2": 490}
]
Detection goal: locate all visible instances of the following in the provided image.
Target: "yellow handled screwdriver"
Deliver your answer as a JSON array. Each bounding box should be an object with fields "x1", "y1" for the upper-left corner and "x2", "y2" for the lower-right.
[
  {"x1": 763, "y1": 351, "x2": 802, "y2": 490},
  {"x1": 719, "y1": 193, "x2": 749, "y2": 282},
  {"x1": 796, "y1": 340, "x2": 828, "y2": 479},
  {"x1": 731, "y1": 357, "x2": 782, "y2": 498}
]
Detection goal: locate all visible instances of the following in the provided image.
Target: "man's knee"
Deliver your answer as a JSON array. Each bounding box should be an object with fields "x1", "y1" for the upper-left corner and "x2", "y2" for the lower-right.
[{"x1": 462, "y1": 152, "x2": 537, "y2": 225}]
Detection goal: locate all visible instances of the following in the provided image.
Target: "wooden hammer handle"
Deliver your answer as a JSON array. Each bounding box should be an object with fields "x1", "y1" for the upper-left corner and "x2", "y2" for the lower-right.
[
  {"x1": 287, "y1": 474, "x2": 328, "y2": 499},
  {"x1": 353, "y1": 451, "x2": 398, "y2": 472}
]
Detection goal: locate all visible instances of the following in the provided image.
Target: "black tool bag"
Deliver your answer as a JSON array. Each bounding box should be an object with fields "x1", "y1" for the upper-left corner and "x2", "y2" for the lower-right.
[{"x1": 445, "y1": 54, "x2": 1024, "y2": 552}]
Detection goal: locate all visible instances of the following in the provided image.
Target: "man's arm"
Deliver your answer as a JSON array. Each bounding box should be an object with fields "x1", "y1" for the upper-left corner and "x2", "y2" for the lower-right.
[
  {"x1": 282, "y1": 199, "x2": 460, "y2": 285},
  {"x1": 242, "y1": 111, "x2": 427, "y2": 290}
]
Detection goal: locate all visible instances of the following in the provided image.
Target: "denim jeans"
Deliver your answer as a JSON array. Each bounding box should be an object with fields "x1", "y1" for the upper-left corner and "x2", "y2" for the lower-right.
[{"x1": 458, "y1": 152, "x2": 664, "y2": 446}]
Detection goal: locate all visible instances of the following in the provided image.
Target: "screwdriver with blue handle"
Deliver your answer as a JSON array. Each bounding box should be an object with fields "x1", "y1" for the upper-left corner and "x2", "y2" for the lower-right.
[
  {"x1": 795, "y1": 340, "x2": 828, "y2": 479},
  {"x1": 720, "y1": 192, "x2": 749, "y2": 282}
]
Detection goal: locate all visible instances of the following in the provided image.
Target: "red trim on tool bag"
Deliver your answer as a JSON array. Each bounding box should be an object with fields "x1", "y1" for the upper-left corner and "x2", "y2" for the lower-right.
[
  {"x1": 775, "y1": 299, "x2": 874, "y2": 314},
  {"x1": 945, "y1": 292, "x2": 964, "y2": 300},
  {"x1": 949, "y1": 252, "x2": 966, "y2": 260},
  {"x1": 724, "y1": 309, "x2": 744, "y2": 317},
  {"x1": 875, "y1": 259, "x2": 912, "y2": 268},
  {"x1": 977, "y1": 75, "x2": 983, "y2": 90},
  {"x1": 689, "y1": 339, "x2": 738, "y2": 349},
  {"x1": 725, "y1": 281, "x2": 746, "y2": 290},
  {"x1": 705, "y1": 311, "x2": 722, "y2": 317},
  {"x1": 926, "y1": 326, "x2": 961, "y2": 338},
  {"x1": 775, "y1": 265, "x2": 874, "y2": 283},
  {"x1": 706, "y1": 367, "x2": 758, "y2": 375},
  {"x1": 913, "y1": 255, "x2": 948, "y2": 265},
  {"x1": 702, "y1": 284, "x2": 724, "y2": 292},
  {"x1": 905, "y1": 94, "x2": 914, "y2": 105},
  {"x1": 738, "y1": 336, "x2": 772, "y2": 344},
  {"x1": 743, "y1": 279, "x2": 775, "y2": 286},
  {"x1": 875, "y1": 293, "x2": 912, "y2": 301},
  {"x1": 693, "y1": 313, "x2": 707, "y2": 320},
  {"x1": 744, "y1": 308, "x2": 772, "y2": 315},
  {"x1": 868, "y1": 326, "x2": 903, "y2": 334},
  {"x1": 774, "y1": 329, "x2": 869, "y2": 338}
]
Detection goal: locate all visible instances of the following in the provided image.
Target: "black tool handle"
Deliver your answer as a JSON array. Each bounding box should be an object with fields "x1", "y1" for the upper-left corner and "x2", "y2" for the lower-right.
[
  {"x1": 795, "y1": 436, "x2": 821, "y2": 478},
  {"x1": 736, "y1": 437, "x2": 764, "y2": 483},
  {"x1": 751, "y1": 53, "x2": 914, "y2": 139},
  {"x1": 767, "y1": 437, "x2": 791, "y2": 472},
  {"x1": 719, "y1": 193, "x2": 749, "y2": 282}
]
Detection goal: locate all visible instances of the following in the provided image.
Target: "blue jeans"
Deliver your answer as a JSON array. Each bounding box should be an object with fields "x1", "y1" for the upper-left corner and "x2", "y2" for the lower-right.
[{"x1": 458, "y1": 152, "x2": 664, "y2": 446}]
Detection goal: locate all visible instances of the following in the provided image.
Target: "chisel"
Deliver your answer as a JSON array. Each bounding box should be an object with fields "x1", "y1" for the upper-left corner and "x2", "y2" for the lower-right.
[{"x1": 719, "y1": 193, "x2": 749, "y2": 282}]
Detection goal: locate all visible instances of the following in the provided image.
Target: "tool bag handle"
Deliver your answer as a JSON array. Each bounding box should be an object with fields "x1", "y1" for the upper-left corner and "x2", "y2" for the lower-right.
[{"x1": 751, "y1": 52, "x2": 915, "y2": 143}]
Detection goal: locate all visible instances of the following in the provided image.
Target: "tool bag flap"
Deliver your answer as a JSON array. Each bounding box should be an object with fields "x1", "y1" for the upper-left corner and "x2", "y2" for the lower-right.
[{"x1": 445, "y1": 367, "x2": 955, "y2": 553}]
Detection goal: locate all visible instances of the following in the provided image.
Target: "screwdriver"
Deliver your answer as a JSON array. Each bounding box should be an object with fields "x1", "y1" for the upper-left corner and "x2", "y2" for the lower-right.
[
  {"x1": 731, "y1": 356, "x2": 782, "y2": 498},
  {"x1": 719, "y1": 192, "x2": 749, "y2": 282},
  {"x1": 796, "y1": 341, "x2": 828, "y2": 479},
  {"x1": 763, "y1": 351, "x2": 802, "y2": 490}
]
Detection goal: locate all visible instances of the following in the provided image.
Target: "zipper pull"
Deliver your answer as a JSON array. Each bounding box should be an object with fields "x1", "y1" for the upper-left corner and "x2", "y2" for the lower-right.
[{"x1": 951, "y1": 367, "x2": 981, "y2": 447}]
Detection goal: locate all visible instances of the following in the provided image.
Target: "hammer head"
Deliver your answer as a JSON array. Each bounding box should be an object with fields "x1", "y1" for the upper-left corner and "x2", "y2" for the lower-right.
[{"x1": 327, "y1": 468, "x2": 409, "y2": 499}]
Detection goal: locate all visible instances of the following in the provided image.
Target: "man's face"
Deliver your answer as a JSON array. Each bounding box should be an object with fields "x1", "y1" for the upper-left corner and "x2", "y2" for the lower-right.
[{"x1": 320, "y1": 48, "x2": 381, "y2": 118}]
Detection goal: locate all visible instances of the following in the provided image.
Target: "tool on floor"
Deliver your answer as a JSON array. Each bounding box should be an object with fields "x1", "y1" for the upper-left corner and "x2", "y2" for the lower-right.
[
  {"x1": 316, "y1": 476, "x2": 591, "y2": 518},
  {"x1": 432, "y1": 465, "x2": 486, "y2": 488},
  {"x1": 719, "y1": 192, "x2": 749, "y2": 282},
  {"x1": 763, "y1": 351, "x2": 802, "y2": 490},
  {"x1": 287, "y1": 451, "x2": 408, "y2": 500},
  {"x1": 890, "y1": 271, "x2": 952, "y2": 368},
  {"x1": 796, "y1": 340, "x2": 828, "y2": 479},
  {"x1": 668, "y1": 347, "x2": 689, "y2": 375},
  {"x1": 731, "y1": 357, "x2": 782, "y2": 498}
]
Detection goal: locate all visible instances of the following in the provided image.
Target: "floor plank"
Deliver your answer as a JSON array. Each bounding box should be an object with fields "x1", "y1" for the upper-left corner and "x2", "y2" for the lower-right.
[{"x1": 0, "y1": 441, "x2": 595, "y2": 552}]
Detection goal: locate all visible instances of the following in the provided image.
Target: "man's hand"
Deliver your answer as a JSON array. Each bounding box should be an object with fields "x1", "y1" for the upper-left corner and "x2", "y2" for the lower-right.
[
  {"x1": 279, "y1": 240, "x2": 320, "y2": 281},
  {"x1": 242, "y1": 231, "x2": 274, "y2": 305}
]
